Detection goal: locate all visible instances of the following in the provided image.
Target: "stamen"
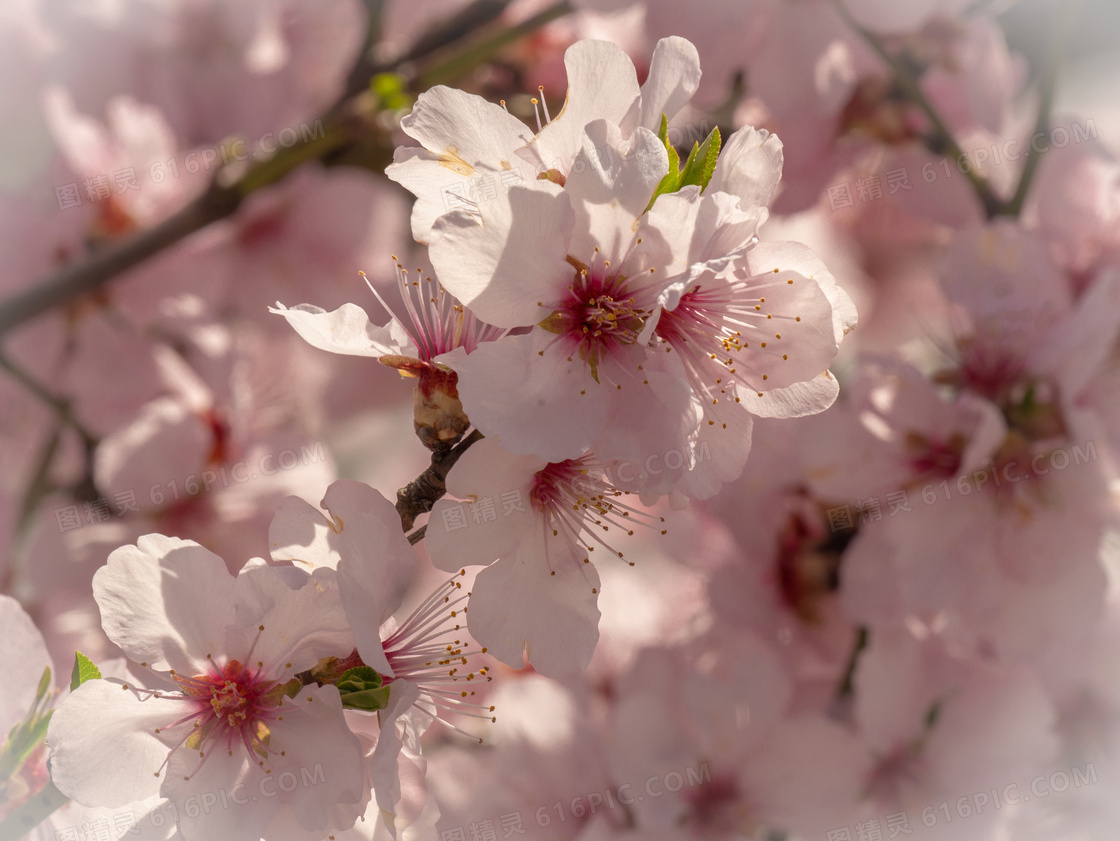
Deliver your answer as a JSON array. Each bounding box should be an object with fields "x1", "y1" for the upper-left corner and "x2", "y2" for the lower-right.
[
  {"x1": 380, "y1": 574, "x2": 497, "y2": 739},
  {"x1": 144, "y1": 652, "x2": 293, "y2": 783},
  {"x1": 538, "y1": 87, "x2": 551, "y2": 123},
  {"x1": 529, "y1": 456, "x2": 666, "y2": 566},
  {"x1": 360, "y1": 265, "x2": 506, "y2": 362}
]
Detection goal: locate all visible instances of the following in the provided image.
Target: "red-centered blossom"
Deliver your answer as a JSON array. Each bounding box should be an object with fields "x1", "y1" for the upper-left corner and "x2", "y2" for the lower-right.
[
  {"x1": 45, "y1": 536, "x2": 364, "y2": 841},
  {"x1": 426, "y1": 438, "x2": 666, "y2": 676}
]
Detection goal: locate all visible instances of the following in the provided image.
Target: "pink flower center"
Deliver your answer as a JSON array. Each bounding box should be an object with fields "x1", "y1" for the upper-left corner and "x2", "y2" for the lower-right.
[
  {"x1": 775, "y1": 498, "x2": 850, "y2": 624},
  {"x1": 956, "y1": 342, "x2": 1028, "y2": 403},
  {"x1": 539, "y1": 256, "x2": 651, "y2": 382},
  {"x1": 529, "y1": 456, "x2": 665, "y2": 566},
  {"x1": 656, "y1": 271, "x2": 805, "y2": 426},
  {"x1": 682, "y1": 770, "x2": 746, "y2": 833},
  {"x1": 903, "y1": 431, "x2": 965, "y2": 481},
  {"x1": 149, "y1": 628, "x2": 295, "y2": 780},
  {"x1": 866, "y1": 742, "x2": 930, "y2": 805}
]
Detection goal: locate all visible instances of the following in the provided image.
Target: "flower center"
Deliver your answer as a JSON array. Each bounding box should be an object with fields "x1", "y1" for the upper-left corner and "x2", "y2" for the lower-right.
[
  {"x1": 149, "y1": 626, "x2": 299, "y2": 780},
  {"x1": 159, "y1": 658, "x2": 285, "y2": 773},
  {"x1": 539, "y1": 256, "x2": 650, "y2": 383},
  {"x1": 529, "y1": 456, "x2": 665, "y2": 565},
  {"x1": 654, "y1": 270, "x2": 806, "y2": 425},
  {"x1": 682, "y1": 770, "x2": 746, "y2": 833},
  {"x1": 776, "y1": 498, "x2": 853, "y2": 624},
  {"x1": 865, "y1": 741, "x2": 930, "y2": 805},
  {"x1": 207, "y1": 670, "x2": 253, "y2": 727},
  {"x1": 903, "y1": 431, "x2": 965, "y2": 481}
]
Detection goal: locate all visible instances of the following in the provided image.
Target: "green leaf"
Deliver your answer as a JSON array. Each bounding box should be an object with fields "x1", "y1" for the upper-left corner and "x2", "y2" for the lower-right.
[
  {"x1": 337, "y1": 667, "x2": 391, "y2": 712},
  {"x1": 0, "y1": 667, "x2": 55, "y2": 783},
  {"x1": 677, "y1": 125, "x2": 722, "y2": 193},
  {"x1": 35, "y1": 667, "x2": 51, "y2": 703},
  {"x1": 644, "y1": 115, "x2": 682, "y2": 213},
  {"x1": 70, "y1": 652, "x2": 101, "y2": 692},
  {"x1": 340, "y1": 686, "x2": 391, "y2": 711},
  {"x1": 370, "y1": 72, "x2": 413, "y2": 111}
]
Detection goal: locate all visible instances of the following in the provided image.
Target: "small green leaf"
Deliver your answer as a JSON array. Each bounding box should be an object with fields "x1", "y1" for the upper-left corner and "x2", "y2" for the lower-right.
[
  {"x1": 644, "y1": 116, "x2": 681, "y2": 213},
  {"x1": 0, "y1": 667, "x2": 55, "y2": 782},
  {"x1": 35, "y1": 667, "x2": 51, "y2": 702},
  {"x1": 70, "y1": 652, "x2": 101, "y2": 692},
  {"x1": 337, "y1": 667, "x2": 391, "y2": 712},
  {"x1": 337, "y1": 665, "x2": 382, "y2": 690},
  {"x1": 677, "y1": 126, "x2": 722, "y2": 193},
  {"x1": 370, "y1": 72, "x2": 413, "y2": 111},
  {"x1": 644, "y1": 115, "x2": 721, "y2": 213},
  {"x1": 341, "y1": 686, "x2": 391, "y2": 711}
]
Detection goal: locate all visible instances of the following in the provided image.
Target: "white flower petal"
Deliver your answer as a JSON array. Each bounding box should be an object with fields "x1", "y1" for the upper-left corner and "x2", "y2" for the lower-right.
[
  {"x1": 387, "y1": 85, "x2": 534, "y2": 242},
  {"x1": 564, "y1": 122, "x2": 668, "y2": 259},
  {"x1": 428, "y1": 186, "x2": 574, "y2": 328},
  {"x1": 0, "y1": 595, "x2": 53, "y2": 740},
  {"x1": 425, "y1": 439, "x2": 542, "y2": 572},
  {"x1": 269, "y1": 496, "x2": 342, "y2": 571},
  {"x1": 519, "y1": 40, "x2": 642, "y2": 175},
  {"x1": 745, "y1": 371, "x2": 840, "y2": 418},
  {"x1": 93, "y1": 535, "x2": 236, "y2": 674},
  {"x1": 467, "y1": 533, "x2": 601, "y2": 677},
  {"x1": 47, "y1": 679, "x2": 170, "y2": 808},
  {"x1": 270, "y1": 302, "x2": 415, "y2": 359},
  {"x1": 231, "y1": 563, "x2": 353, "y2": 675},
  {"x1": 634, "y1": 37, "x2": 702, "y2": 134},
  {"x1": 708, "y1": 125, "x2": 785, "y2": 211},
  {"x1": 444, "y1": 335, "x2": 611, "y2": 462},
  {"x1": 331, "y1": 487, "x2": 418, "y2": 676},
  {"x1": 370, "y1": 680, "x2": 422, "y2": 836},
  {"x1": 397, "y1": 86, "x2": 533, "y2": 172}
]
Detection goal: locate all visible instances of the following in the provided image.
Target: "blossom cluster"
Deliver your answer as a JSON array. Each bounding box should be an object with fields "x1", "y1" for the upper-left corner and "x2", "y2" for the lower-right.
[{"x1": 0, "y1": 2, "x2": 1118, "y2": 841}]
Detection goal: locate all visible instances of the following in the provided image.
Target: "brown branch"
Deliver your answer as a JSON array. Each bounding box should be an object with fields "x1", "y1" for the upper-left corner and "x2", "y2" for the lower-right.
[
  {"x1": 999, "y1": 1, "x2": 1078, "y2": 217},
  {"x1": 0, "y1": 94, "x2": 373, "y2": 338},
  {"x1": 833, "y1": 0, "x2": 1004, "y2": 218},
  {"x1": 0, "y1": 3, "x2": 577, "y2": 340},
  {"x1": 396, "y1": 429, "x2": 484, "y2": 532}
]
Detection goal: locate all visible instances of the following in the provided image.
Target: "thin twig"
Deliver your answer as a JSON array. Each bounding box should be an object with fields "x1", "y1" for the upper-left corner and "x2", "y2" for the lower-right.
[
  {"x1": 0, "y1": 781, "x2": 68, "y2": 841},
  {"x1": 412, "y1": 1, "x2": 574, "y2": 91},
  {"x1": 0, "y1": 3, "x2": 577, "y2": 340},
  {"x1": 1000, "y1": 0, "x2": 1078, "y2": 217},
  {"x1": 397, "y1": 430, "x2": 484, "y2": 532},
  {"x1": 836, "y1": 626, "x2": 869, "y2": 700},
  {"x1": 0, "y1": 352, "x2": 96, "y2": 446},
  {"x1": 0, "y1": 94, "x2": 375, "y2": 339},
  {"x1": 833, "y1": 0, "x2": 1004, "y2": 217},
  {"x1": 0, "y1": 189, "x2": 238, "y2": 338}
]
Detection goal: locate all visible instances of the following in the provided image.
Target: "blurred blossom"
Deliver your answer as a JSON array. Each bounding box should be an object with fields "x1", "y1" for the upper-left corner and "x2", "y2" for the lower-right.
[{"x1": 1, "y1": 4, "x2": 1119, "y2": 841}]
